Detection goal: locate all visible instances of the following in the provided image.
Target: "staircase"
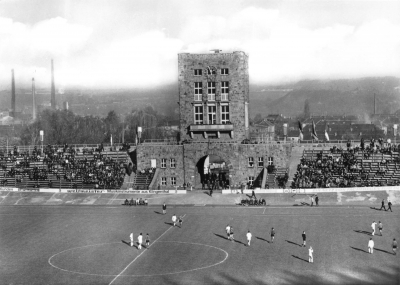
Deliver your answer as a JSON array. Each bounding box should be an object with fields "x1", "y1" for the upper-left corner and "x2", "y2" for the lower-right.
[{"x1": 287, "y1": 146, "x2": 304, "y2": 186}]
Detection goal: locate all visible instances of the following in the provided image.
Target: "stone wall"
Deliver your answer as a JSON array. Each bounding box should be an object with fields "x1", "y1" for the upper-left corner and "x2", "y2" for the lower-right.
[{"x1": 137, "y1": 142, "x2": 292, "y2": 189}]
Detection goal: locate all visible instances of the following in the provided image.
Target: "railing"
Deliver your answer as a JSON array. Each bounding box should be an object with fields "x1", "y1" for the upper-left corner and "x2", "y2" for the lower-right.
[
  {"x1": 189, "y1": 124, "x2": 234, "y2": 131},
  {"x1": 0, "y1": 143, "x2": 128, "y2": 153}
]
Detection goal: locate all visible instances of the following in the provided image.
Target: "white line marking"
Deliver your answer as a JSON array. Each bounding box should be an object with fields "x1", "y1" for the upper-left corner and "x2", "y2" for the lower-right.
[
  {"x1": 107, "y1": 193, "x2": 118, "y2": 205},
  {"x1": 48, "y1": 238, "x2": 228, "y2": 278},
  {"x1": 14, "y1": 196, "x2": 26, "y2": 205},
  {"x1": 0, "y1": 191, "x2": 11, "y2": 204},
  {"x1": 108, "y1": 214, "x2": 186, "y2": 284}
]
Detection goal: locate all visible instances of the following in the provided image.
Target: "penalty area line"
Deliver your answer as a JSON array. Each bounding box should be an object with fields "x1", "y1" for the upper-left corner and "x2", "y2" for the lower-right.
[{"x1": 108, "y1": 214, "x2": 186, "y2": 285}]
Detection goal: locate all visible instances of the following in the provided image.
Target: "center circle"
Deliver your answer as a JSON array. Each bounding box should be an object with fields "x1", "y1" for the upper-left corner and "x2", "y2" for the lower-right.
[{"x1": 48, "y1": 241, "x2": 228, "y2": 277}]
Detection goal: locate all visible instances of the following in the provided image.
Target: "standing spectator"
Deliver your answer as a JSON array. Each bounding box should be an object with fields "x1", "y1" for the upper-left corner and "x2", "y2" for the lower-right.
[
  {"x1": 251, "y1": 190, "x2": 256, "y2": 199},
  {"x1": 368, "y1": 238, "x2": 374, "y2": 254},
  {"x1": 130, "y1": 232, "x2": 134, "y2": 247},
  {"x1": 309, "y1": 246, "x2": 314, "y2": 263},
  {"x1": 310, "y1": 196, "x2": 314, "y2": 207},
  {"x1": 392, "y1": 238, "x2": 397, "y2": 255},
  {"x1": 137, "y1": 233, "x2": 143, "y2": 250},
  {"x1": 387, "y1": 200, "x2": 393, "y2": 212},
  {"x1": 226, "y1": 224, "x2": 231, "y2": 240},
  {"x1": 315, "y1": 195, "x2": 319, "y2": 206},
  {"x1": 210, "y1": 188, "x2": 213, "y2": 197},
  {"x1": 241, "y1": 183, "x2": 245, "y2": 194},
  {"x1": 246, "y1": 230, "x2": 252, "y2": 246},
  {"x1": 379, "y1": 199, "x2": 386, "y2": 211},
  {"x1": 378, "y1": 221, "x2": 383, "y2": 236},
  {"x1": 302, "y1": 231, "x2": 306, "y2": 247},
  {"x1": 271, "y1": 227, "x2": 275, "y2": 243},
  {"x1": 371, "y1": 221, "x2": 377, "y2": 236},
  {"x1": 172, "y1": 214, "x2": 177, "y2": 227},
  {"x1": 162, "y1": 203, "x2": 167, "y2": 215}
]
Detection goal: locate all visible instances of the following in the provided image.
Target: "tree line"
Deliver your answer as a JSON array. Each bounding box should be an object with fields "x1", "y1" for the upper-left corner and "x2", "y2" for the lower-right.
[{"x1": 19, "y1": 106, "x2": 176, "y2": 146}]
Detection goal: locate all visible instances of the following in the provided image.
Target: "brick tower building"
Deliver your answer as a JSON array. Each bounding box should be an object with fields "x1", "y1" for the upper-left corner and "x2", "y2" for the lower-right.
[{"x1": 178, "y1": 51, "x2": 249, "y2": 142}]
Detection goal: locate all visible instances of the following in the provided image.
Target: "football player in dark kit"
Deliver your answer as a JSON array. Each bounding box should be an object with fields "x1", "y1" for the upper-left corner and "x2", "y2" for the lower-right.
[
  {"x1": 162, "y1": 203, "x2": 167, "y2": 215},
  {"x1": 302, "y1": 231, "x2": 306, "y2": 247},
  {"x1": 379, "y1": 199, "x2": 386, "y2": 211},
  {"x1": 387, "y1": 200, "x2": 393, "y2": 212}
]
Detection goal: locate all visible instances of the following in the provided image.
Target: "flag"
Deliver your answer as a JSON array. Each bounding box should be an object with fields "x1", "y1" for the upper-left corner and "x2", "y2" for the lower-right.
[
  {"x1": 311, "y1": 120, "x2": 318, "y2": 141},
  {"x1": 325, "y1": 124, "x2": 330, "y2": 141},
  {"x1": 298, "y1": 121, "x2": 304, "y2": 140}
]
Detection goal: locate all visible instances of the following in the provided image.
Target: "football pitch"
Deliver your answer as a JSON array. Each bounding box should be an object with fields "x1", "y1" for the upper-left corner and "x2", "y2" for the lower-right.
[{"x1": 0, "y1": 205, "x2": 399, "y2": 285}]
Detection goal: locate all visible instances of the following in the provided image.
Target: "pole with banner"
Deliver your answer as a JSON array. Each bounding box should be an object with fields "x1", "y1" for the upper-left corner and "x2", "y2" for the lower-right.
[
  {"x1": 283, "y1": 123, "x2": 287, "y2": 143},
  {"x1": 137, "y1": 126, "x2": 142, "y2": 145},
  {"x1": 40, "y1": 130, "x2": 44, "y2": 154},
  {"x1": 394, "y1": 124, "x2": 398, "y2": 144}
]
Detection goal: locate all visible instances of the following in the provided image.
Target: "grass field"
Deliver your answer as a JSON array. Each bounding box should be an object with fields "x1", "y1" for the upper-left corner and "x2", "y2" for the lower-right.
[{"x1": 0, "y1": 205, "x2": 399, "y2": 285}]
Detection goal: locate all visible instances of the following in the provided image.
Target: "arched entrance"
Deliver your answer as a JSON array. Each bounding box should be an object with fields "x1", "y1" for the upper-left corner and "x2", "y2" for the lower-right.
[{"x1": 195, "y1": 154, "x2": 229, "y2": 190}]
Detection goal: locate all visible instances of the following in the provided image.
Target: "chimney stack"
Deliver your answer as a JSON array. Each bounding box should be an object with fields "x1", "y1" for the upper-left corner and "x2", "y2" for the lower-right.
[
  {"x1": 32, "y1": 77, "x2": 36, "y2": 120},
  {"x1": 11, "y1": 69, "x2": 15, "y2": 117},
  {"x1": 51, "y1": 59, "x2": 56, "y2": 109}
]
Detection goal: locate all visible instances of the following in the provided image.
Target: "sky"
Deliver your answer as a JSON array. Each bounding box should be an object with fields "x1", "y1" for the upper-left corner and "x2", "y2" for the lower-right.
[{"x1": 0, "y1": 0, "x2": 400, "y2": 89}]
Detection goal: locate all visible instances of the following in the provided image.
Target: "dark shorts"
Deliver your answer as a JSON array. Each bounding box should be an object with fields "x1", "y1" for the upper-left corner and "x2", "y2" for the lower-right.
[{"x1": 393, "y1": 246, "x2": 397, "y2": 249}]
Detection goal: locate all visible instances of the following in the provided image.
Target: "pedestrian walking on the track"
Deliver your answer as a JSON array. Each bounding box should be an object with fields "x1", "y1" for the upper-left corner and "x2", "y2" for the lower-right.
[
  {"x1": 379, "y1": 199, "x2": 386, "y2": 211},
  {"x1": 310, "y1": 197, "x2": 314, "y2": 207},
  {"x1": 172, "y1": 214, "x2": 177, "y2": 226},
  {"x1": 387, "y1": 200, "x2": 393, "y2": 212},
  {"x1": 137, "y1": 233, "x2": 143, "y2": 250},
  {"x1": 162, "y1": 203, "x2": 167, "y2": 215},
  {"x1": 378, "y1": 221, "x2": 383, "y2": 236},
  {"x1": 309, "y1": 246, "x2": 314, "y2": 263},
  {"x1": 271, "y1": 227, "x2": 275, "y2": 243},
  {"x1": 145, "y1": 234, "x2": 150, "y2": 247},
  {"x1": 371, "y1": 221, "x2": 377, "y2": 236},
  {"x1": 130, "y1": 232, "x2": 134, "y2": 247},
  {"x1": 246, "y1": 230, "x2": 252, "y2": 246},
  {"x1": 392, "y1": 238, "x2": 397, "y2": 255},
  {"x1": 302, "y1": 231, "x2": 306, "y2": 247},
  {"x1": 315, "y1": 195, "x2": 319, "y2": 206},
  {"x1": 226, "y1": 225, "x2": 231, "y2": 240},
  {"x1": 368, "y1": 238, "x2": 374, "y2": 254}
]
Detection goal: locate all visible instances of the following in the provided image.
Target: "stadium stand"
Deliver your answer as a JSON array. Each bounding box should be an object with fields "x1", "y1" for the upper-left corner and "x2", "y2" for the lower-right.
[
  {"x1": 291, "y1": 141, "x2": 400, "y2": 188},
  {"x1": 0, "y1": 144, "x2": 135, "y2": 190}
]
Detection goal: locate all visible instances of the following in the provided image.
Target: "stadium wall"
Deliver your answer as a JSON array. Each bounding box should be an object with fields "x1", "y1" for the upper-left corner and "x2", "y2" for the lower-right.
[{"x1": 137, "y1": 143, "x2": 292, "y2": 189}]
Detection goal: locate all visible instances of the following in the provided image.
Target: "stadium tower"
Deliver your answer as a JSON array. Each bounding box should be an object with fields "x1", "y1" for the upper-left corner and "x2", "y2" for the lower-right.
[
  {"x1": 178, "y1": 50, "x2": 249, "y2": 142},
  {"x1": 11, "y1": 69, "x2": 15, "y2": 117},
  {"x1": 51, "y1": 59, "x2": 56, "y2": 109}
]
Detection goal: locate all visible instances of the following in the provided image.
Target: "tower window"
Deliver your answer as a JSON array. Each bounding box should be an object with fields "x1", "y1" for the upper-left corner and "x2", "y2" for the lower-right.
[
  {"x1": 194, "y1": 105, "x2": 203, "y2": 125},
  {"x1": 221, "y1": 81, "x2": 229, "y2": 101},
  {"x1": 221, "y1": 68, "x2": 229, "y2": 75},
  {"x1": 208, "y1": 105, "x2": 216, "y2": 125},
  {"x1": 207, "y1": 82, "x2": 216, "y2": 101},
  {"x1": 221, "y1": 105, "x2": 230, "y2": 124},
  {"x1": 194, "y1": 69, "x2": 202, "y2": 76},
  {"x1": 194, "y1": 82, "x2": 202, "y2": 101},
  {"x1": 248, "y1": 157, "x2": 254, "y2": 167}
]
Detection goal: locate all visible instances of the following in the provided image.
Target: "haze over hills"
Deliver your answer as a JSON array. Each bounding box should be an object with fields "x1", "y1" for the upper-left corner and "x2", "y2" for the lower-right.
[{"x1": 1, "y1": 77, "x2": 399, "y2": 120}]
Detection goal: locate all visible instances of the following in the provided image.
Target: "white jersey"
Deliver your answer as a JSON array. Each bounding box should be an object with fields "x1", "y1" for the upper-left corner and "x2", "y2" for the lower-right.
[
  {"x1": 309, "y1": 248, "x2": 313, "y2": 256},
  {"x1": 226, "y1": 226, "x2": 231, "y2": 233},
  {"x1": 368, "y1": 240, "x2": 374, "y2": 248},
  {"x1": 138, "y1": 235, "x2": 143, "y2": 244},
  {"x1": 172, "y1": 215, "x2": 177, "y2": 222},
  {"x1": 371, "y1": 222, "x2": 376, "y2": 229},
  {"x1": 130, "y1": 233, "x2": 134, "y2": 240},
  {"x1": 246, "y1": 232, "x2": 252, "y2": 240}
]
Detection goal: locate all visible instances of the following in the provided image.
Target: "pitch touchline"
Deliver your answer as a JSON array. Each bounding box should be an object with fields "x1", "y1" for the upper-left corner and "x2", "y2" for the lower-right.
[{"x1": 108, "y1": 214, "x2": 186, "y2": 285}]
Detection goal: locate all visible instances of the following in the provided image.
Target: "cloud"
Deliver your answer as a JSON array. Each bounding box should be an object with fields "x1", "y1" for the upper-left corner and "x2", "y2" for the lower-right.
[{"x1": 0, "y1": 5, "x2": 399, "y2": 89}]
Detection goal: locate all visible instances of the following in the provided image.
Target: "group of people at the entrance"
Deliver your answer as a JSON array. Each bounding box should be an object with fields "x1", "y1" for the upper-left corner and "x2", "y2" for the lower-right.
[{"x1": 202, "y1": 172, "x2": 229, "y2": 190}]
